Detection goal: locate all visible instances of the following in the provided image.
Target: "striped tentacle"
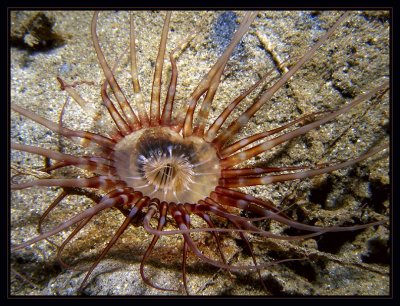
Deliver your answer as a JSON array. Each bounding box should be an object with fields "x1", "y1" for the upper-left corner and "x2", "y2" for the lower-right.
[
  {"x1": 206, "y1": 198, "x2": 267, "y2": 290},
  {"x1": 140, "y1": 201, "x2": 178, "y2": 292},
  {"x1": 161, "y1": 26, "x2": 199, "y2": 127},
  {"x1": 38, "y1": 161, "x2": 69, "y2": 173},
  {"x1": 37, "y1": 191, "x2": 69, "y2": 248},
  {"x1": 219, "y1": 110, "x2": 332, "y2": 158},
  {"x1": 91, "y1": 12, "x2": 141, "y2": 131},
  {"x1": 57, "y1": 77, "x2": 101, "y2": 123},
  {"x1": 219, "y1": 143, "x2": 388, "y2": 188},
  {"x1": 221, "y1": 164, "x2": 331, "y2": 178},
  {"x1": 57, "y1": 216, "x2": 94, "y2": 271},
  {"x1": 176, "y1": 204, "x2": 191, "y2": 294},
  {"x1": 11, "y1": 175, "x2": 126, "y2": 191},
  {"x1": 212, "y1": 12, "x2": 350, "y2": 148},
  {"x1": 130, "y1": 13, "x2": 150, "y2": 127},
  {"x1": 193, "y1": 210, "x2": 228, "y2": 265},
  {"x1": 150, "y1": 12, "x2": 172, "y2": 126},
  {"x1": 143, "y1": 202, "x2": 315, "y2": 270},
  {"x1": 192, "y1": 67, "x2": 223, "y2": 138},
  {"x1": 11, "y1": 143, "x2": 116, "y2": 176},
  {"x1": 40, "y1": 157, "x2": 123, "y2": 174},
  {"x1": 100, "y1": 77, "x2": 133, "y2": 136},
  {"x1": 143, "y1": 199, "x2": 385, "y2": 273},
  {"x1": 102, "y1": 43, "x2": 136, "y2": 137},
  {"x1": 199, "y1": 197, "x2": 310, "y2": 240},
  {"x1": 201, "y1": 198, "x2": 265, "y2": 290},
  {"x1": 210, "y1": 190, "x2": 386, "y2": 233},
  {"x1": 204, "y1": 66, "x2": 279, "y2": 143},
  {"x1": 54, "y1": 187, "x2": 105, "y2": 270},
  {"x1": 214, "y1": 186, "x2": 281, "y2": 213},
  {"x1": 169, "y1": 202, "x2": 224, "y2": 282},
  {"x1": 79, "y1": 194, "x2": 149, "y2": 292},
  {"x1": 220, "y1": 81, "x2": 389, "y2": 168},
  {"x1": 11, "y1": 104, "x2": 116, "y2": 150},
  {"x1": 101, "y1": 78, "x2": 132, "y2": 137},
  {"x1": 161, "y1": 44, "x2": 178, "y2": 127},
  {"x1": 56, "y1": 77, "x2": 122, "y2": 142},
  {"x1": 181, "y1": 12, "x2": 258, "y2": 138},
  {"x1": 11, "y1": 188, "x2": 136, "y2": 251},
  {"x1": 205, "y1": 54, "x2": 299, "y2": 144}
]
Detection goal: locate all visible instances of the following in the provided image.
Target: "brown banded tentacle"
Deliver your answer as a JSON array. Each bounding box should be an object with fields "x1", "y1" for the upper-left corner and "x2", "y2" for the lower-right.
[
  {"x1": 161, "y1": 26, "x2": 199, "y2": 127},
  {"x1": 40, "y1": 161, "x2": 70, "y2": 173},
  {"x1": 11, "y1": 104, "x2": 116, "y2": 150},
  {"x1": 200, "y1": 198, "x2": 317, "y2": 240},
  {"x1": 170, "y1": 202, "x2": 312, "y2": 271},
  {"x1": 205, "y1": 54, "x2": 298, "y2": 144},
  {"x1": 38, "y1": 191, "x2": 68, "y2": 247},
  {"x1": 11, "y1": 188, "x2": 134, "y2": 251},
  {"x1": 140, "y1": 201, "x2": 178, "y2": 292},
  {"x1": 143, "y1": 202, "x2": 325, "y2": 239},
  {"x1": 42, "y1": 156, "x2": 122, "y2": 174},
  {"x1": 236, "y1": 226, "x2": 267, "y2": 291},
  {"x1": 150, "y1": 12, "x2": 172, "y2": 126},
  {"x1": 11, "y1": 176, "x2": 127, "y2": 191},
  {"x1": 181, "y1": 239, "x2": 190, "y2": 295},
  {"x1": 101, "y1": 80, "x2": 132, "y2": 135},
  {"x1": 79, "y1": 195, "x2": 150, "y2": 292},
  {"x1": 204, "y1": 67, "x2": 278, "y2": 143},
  {"x1": 219, "y1": 110, "x2": 333, "y2": 157},
  {"x1": 161, "y1": 45, "x2": 178, "y2": 127},
  {"x1": 219, "y1": 143, "x2": 388, "y2": 187},
  {"x1": 221, "y1": 164, "x2": 331, "y2": 178},
  {"x1": 182, "y1": 12, "x2": 258, "y2": 138},
  {"x1": 212, "y1": 12, "x2": 350, "y2": 148},
  {"x1": 204, "y1": 196, "x2": 373, "y2": 240},
  {"x1": 201, "y1": 199, "x2": 265, "y2": 289},
  {"x1": 214, "y1": 187, "x2": 281, "y2": 214},
  {"x1": 193, "y1": 67, "x2": 224, "y2": 137},
  {"x1": 211, "y1": 189, "x2": 386, "y2": 233},
  {"x1": 104, "y1": 43, "x2": 138, "y2": 137},
  {"x1": 220, "y1": 81, "x2": 389, "y2": 168},
  {"x1": 130, "y1": 13, "x2": 150, "y2": 127},
  {"x1": 54, "y1": 188, "x2": 102, "y2": 271},
  {"x1": 11, "y1": 142, "x2": 116, "y2": 176},
  {"x1": 57, "y1": 217, "x2": 94, "y2": 271},
  {"x1": 176, "y1": 204, "x2": 191, "y2": 295},
  {"x1": 241, "y1": 230, "x2": 268, "y2": 292},
  {"x1": 56, "y1": 77, "x2": 100, "y2": 122},
  {"x1": 168, "y1": 203, "x2": 197, "y2": 292},
  {"x1": 193, "y1": 210, "x2": 228, "y2": 265},
  {"x1": 140, "y1": 234, "x2": 174, "y2": 291},
  {"x1": 91, "y1": 12, "x2": 141, "y2": 131}
]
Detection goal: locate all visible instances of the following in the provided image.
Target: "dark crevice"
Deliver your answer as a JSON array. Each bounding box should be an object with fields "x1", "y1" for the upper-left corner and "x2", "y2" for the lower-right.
[
  {"x1": 364, "y1": 180, "x2": 390, "y2": 214},
  {"x1": 316, "y1": 228, "x2": 362, "y2": 254},
  {"x1": 11, "y1": 257, "x2": 63, "y2": 287},
  {"x1": 361, "y1": 237, "x2": 390, "y2": 265},
  {"x1": 361, "y1": 11, "x2": 390, "y2": 24},
  {"x1": 263, "y1": 274, "x2": 284, "y2": 295},
  {"x1": 331, "y1": 82, "x2": 355, "y2": 99},
  {"x1": 282, "y1": 260, "x2": 317, "y2": 282},
  {"x1": 234, "y1": 238, "x2": 253, "y2": 257},
  {"x1": 309, "y1": 176, "x2": 343, "y2": 210}
]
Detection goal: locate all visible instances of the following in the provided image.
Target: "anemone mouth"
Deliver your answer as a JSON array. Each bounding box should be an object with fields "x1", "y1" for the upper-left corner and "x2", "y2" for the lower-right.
[
  {"x1": 142, "y1": 157, "x2": 194, "y2": 194},
  {"x1": 113, "y1": 127, "x2": 221, "y2": 203}
]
